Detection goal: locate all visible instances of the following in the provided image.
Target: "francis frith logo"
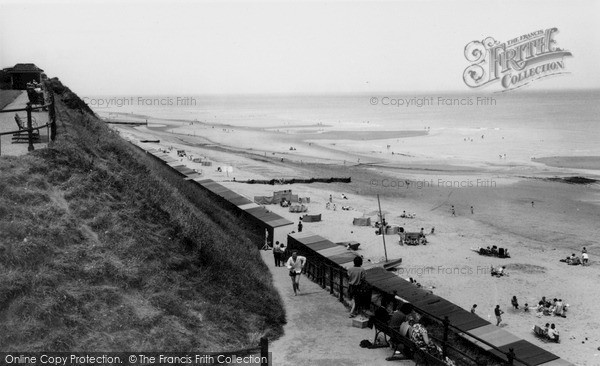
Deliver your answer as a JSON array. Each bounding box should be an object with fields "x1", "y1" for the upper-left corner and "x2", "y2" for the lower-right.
[{"x1": 463, "y1": 28, "x2": 572, "y2": 91}]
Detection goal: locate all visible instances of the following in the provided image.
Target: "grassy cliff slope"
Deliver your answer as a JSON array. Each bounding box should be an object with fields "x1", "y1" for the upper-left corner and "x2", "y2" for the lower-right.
[{"x1": 0, "y1": 78, "x2": 285, "y2": 351}]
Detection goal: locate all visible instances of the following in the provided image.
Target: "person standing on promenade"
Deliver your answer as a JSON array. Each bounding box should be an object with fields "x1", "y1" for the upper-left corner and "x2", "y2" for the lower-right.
[
  {"x1": 495, "y1": 305, "x2": 504, "y2": 326},
  {"x1": 286, "y1": 250, "x2": 306, "y2": 296},
  {"x1": 273, "y1": 241, "x2": 281, "y2": 267},
  {"x1": 347, "y1": 256, "x2": 366, "y2": 318}
]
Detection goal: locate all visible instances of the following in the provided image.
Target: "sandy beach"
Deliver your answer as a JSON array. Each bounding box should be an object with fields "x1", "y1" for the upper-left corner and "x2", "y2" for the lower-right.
[{"x1": 110, "y1": 113, "x2": 600, "y2": 365}]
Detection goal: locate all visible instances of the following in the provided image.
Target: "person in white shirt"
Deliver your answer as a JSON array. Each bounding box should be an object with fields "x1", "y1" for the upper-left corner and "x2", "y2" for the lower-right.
[
  {"x1": 286, "y1": 250, "x2": 307, "y2": 296},
  {"x1": 547, "y1": 324, "x2": 559, "y2": 341},
  {"x1": 582, "y1": 251, "x2": 589, "y2": 266}
]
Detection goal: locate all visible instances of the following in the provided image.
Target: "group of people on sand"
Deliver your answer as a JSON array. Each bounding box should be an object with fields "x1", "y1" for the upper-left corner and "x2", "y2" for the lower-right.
[
  {"x1": 478, "y1": 245, "x2": 510, "y2": 258},
  {"x1": 527, "y1": 297, "x2": 568, "y2": 318},
  {"x1": 560, "y1": 247, "x2": 589, "y2": 266}
]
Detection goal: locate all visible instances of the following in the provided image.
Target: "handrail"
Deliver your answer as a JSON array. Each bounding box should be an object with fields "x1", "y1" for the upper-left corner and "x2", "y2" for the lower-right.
[
  {"x1": 0, "y1": 122, "x2": 52, "y2": 137},
  {"x1": 0, "y1": 103, "x2": 52, "y2": 113}
]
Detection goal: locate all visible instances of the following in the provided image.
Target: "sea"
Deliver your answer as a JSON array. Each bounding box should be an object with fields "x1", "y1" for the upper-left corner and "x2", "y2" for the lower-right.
[
  {"x1": 84, "y1": 90, "x2": 600, "y2": 169},
  {"x1": 84, "y1": 90, "x2": 598, "y2": 130}
]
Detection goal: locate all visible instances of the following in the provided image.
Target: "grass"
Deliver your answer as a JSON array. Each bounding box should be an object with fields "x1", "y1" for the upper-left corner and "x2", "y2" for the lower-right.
[
  {"x1": 0, "y1": 89, "x2": 22, "y2": 110},
  {"x1": 0, "y1": 79, "x2": 285, "y2": 351}
]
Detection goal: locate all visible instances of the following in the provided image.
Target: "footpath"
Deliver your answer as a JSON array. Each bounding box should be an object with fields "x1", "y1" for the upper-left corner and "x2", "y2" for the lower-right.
[{"x1": 260, "y1": 250, "x2": 415, "y2": 366}]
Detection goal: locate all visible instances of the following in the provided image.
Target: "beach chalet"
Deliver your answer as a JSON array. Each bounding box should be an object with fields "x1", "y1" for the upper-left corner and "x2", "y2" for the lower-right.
[{"x1": 4, "y1": 63, "x2": 45, "y2": 90}]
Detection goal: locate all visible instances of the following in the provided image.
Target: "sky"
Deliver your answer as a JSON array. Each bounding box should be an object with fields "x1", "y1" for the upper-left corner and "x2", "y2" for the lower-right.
[{"x1": 0, "y1": 0, "x2": 599, "y2": 95}]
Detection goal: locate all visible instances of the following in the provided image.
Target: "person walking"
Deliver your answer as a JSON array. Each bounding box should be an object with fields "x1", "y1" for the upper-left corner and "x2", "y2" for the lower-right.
[
  {"x1": 273, "y1": 241, "x2": 281, "y2": 267},
  {"x1": 495, "y1": 305, "x2": 504, "y2": 326},
  {"x1": 286, "y1": 250, "x2": 306, "y2": 296},
  {"x1": 347, "y1": 256, "x2": 366, "y2": 318}
]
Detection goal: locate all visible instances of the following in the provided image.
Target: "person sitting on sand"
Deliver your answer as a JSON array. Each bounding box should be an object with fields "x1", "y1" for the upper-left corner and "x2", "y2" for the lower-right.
[
  {"x1": 535, "y1": 302, "x2": 545, "y2": 317},
  {"x1": 491, "y1": 245, "x2": 498, "y2": 255},
  {"x1": 554, "y1": 299, "x2": 564, "y2": 317},
  {"x1": 547, "y1": 324, "x2": 559, "y2": 342},
  {"x1": 543, "y1": 303, "x2": 553, "y2": 316},
  {"x1": 491, "y1": 265, "x2": 506, "y2": 277}
]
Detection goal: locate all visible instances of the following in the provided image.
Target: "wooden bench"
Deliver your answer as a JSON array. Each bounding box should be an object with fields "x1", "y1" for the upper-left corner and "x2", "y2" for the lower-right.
[
  {"x1": 13, "y1": 114, "x2": 39, "y2": 141},
  {"x1": 370, "y1": 317, "x2": 416, "y2": 360}
]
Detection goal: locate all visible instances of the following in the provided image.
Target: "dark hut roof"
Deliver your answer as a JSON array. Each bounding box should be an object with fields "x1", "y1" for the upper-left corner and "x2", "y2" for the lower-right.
[{"x1": 6, "y1": 63, "x2": 44, "y2": 73}]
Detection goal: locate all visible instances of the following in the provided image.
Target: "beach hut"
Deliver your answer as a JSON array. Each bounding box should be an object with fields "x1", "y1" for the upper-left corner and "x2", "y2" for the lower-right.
[{"x1": 4, "y1": 63, "x2": 44, "y2": 90}]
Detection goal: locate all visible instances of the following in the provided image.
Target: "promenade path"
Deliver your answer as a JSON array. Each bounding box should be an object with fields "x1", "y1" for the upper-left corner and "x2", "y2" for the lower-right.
[{"x1": 260, "y1": 250, "x2": 415, "y2": 366}]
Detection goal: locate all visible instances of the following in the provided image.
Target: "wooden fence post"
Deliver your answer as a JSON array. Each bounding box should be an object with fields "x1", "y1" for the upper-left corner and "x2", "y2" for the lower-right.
[
  {"x1": 260, "y1": 337, "x2": 268, "y2": 366},
  {"x1": 26, "y1": 103, "x2": 34, "y2": 151},
  {"x1": 49, "y1": 91, "x2": 57, "y2": 141},
  {"x1": 329, "y1": 266, "x2": 334, "y2": 294},
  {"x1": 338, "y1": 268, "x2": 344, "y2": 302},
  {"x1": 442, "y1": 316, "x2": 449, "y2": 359},
  {"x1": 320, "y1": 264, "x2": 325, "y2": 288}
]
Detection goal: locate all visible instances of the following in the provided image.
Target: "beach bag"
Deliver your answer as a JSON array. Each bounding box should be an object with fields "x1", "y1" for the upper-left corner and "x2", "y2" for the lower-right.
[{"x1": 359, "y1": 340, "x2": 372, "y2": 348}]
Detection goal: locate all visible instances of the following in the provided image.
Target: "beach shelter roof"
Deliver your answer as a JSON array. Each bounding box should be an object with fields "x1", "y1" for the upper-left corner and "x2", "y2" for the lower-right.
[
  {"x1": 197, "y1": 180, "x2": 253, "y2": 207},
  {"x1": 287, "y1": 231, "x2": 359, "y2": 269}
]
